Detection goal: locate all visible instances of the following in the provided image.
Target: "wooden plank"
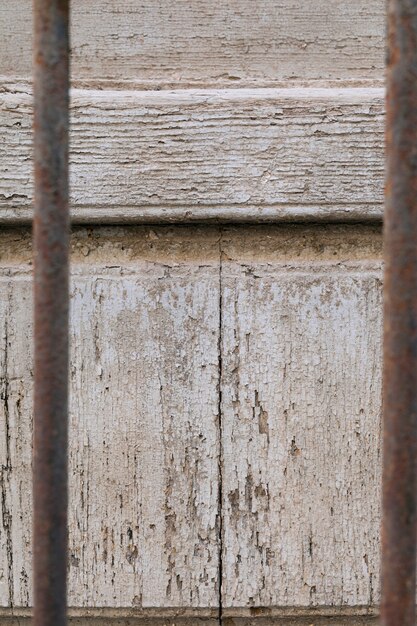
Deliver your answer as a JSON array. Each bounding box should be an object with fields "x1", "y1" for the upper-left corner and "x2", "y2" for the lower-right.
[
  {"x1": 0, "y1": 87, "x2": 384, "y2": 224},
  {"x1": 0, "y1": 227, "x2": 220, "y2": 608},
  {"x1": 220, "y1": 226, "x2": 382, "y2": 608},
  {"x1": 0, "y1": 0, "x2": 384, "y2": 87}
]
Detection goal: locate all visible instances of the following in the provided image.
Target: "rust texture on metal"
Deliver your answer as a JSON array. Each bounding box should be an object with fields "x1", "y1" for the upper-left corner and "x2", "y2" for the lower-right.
[
  {"x1": 383, "y1": 1, "x2": 417, "y2": 625},
  {"x1": 33, "y1": 1, "x2": 70, "y2": 625}
]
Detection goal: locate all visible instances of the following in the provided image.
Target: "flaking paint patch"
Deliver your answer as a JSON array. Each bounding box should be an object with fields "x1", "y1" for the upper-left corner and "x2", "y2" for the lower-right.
[
  {"x1": 221, "y1": 259, "x2": 382, "y2": 607},
  {"x1": 0, "y1": 225, "x2": 383, "y2": 610},
  {"x1": 1, "y1": 0, "x2": 384, "y2": 86}
]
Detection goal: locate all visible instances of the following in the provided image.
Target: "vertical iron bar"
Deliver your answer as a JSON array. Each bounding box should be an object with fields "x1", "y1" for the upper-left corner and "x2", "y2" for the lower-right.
[
  {"x1": 33, "y1": 2, "x2": 70, "y2": 625},
  {"x1": 382, "y1": 1, "x2": 417, "y2": 625}
]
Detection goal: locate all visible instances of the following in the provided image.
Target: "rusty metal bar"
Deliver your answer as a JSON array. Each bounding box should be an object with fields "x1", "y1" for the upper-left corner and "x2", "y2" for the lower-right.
[
  {"x1": 382, "y1": 1, "x2": 417, "y2": 625},
  {"x1": 33, "y1": 1, "x2": 70, "y2": 625}
]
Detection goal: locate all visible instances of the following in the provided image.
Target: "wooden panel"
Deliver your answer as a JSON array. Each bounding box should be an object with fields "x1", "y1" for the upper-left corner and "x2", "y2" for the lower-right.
[
  {"x1": 0, "y1": 225, "x2": 384, "y2": 611},
  {"x1": 0, "y1": 88, "x2": 384, "y2": 224},
  {"x1": 220, "y1": 226, "x2": 382, "y2": 608},
  {"x1": 0, "y1": 227, "x2": 220, "y2": 608},
  {"x1": 0, "y1": 0, "x2": 384, "y2": 87}
]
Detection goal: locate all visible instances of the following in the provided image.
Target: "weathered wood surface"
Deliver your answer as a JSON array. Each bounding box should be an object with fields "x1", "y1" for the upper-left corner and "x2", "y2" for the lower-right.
[
  {"x1": 0, "y1": 1, "x2": 384, "y2": 88},
  {"x1": 0, "y1": 226, "x2": 383, "y2": 613},
  {"x1": 220, "y1": 227, "x2": 382, "y2": 608},
  {"x1": 0, "y1": 227, "x2": 220, "y2": 608},
  {"x1": 0, "y1": 88, "x2": 384, "y2": 224}
]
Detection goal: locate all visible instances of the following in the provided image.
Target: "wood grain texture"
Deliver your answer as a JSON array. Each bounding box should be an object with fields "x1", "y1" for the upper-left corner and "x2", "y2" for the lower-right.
[
  {"x1": 0, "y1": 0, "x2": 384, "y2": 87},
  {"x1": 220, "y1": 227, "x2": 383, "y2": 608},
  {"x1": 0, "y1": 88, "x2": 384, "y2": 224},
  {"x1": 0, "y1": 227, "x2": 221, "y2": 608}
]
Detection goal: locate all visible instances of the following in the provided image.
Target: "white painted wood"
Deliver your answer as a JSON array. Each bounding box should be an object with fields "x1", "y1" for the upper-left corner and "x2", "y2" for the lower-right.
[
  {"x1": 0, "y1": 0, "x2": 387, "y2": 616},
  {"x1": 220, "y1": 226, "x2": 382, "y2": 608},
  {"x1": 0, "y1": 226, "x2": 384, "y2": 612},
  {"x1": 0, "y1": 87, "x2": 384, "y2": 224},
  {"x1": 0, "y1": 0, "x2": 384, "y2": 87},
  {"x1": 0, "y1": 227, "x2": 220, "y2": 608}
]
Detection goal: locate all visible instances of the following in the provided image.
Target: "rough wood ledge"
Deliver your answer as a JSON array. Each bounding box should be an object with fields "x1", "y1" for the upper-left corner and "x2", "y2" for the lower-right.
[
  {"x1": 0, "y1": 86, "x2": 384, "y2": 225},
  {"x1": 0, "y1": 606, "x2": 380, "y2": 625}
]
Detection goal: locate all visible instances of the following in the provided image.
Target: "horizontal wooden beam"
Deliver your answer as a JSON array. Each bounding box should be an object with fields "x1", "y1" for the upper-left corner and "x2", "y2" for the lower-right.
[
  {"x1": 0, "y1": 606, "x2": 379, "y2": 625},
  {"x1": 0, "y1": 87, "x2": 384, "y2": 224},
  {"x1": 1, "y1": 0, "x2": 384, "y2": 88}
]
